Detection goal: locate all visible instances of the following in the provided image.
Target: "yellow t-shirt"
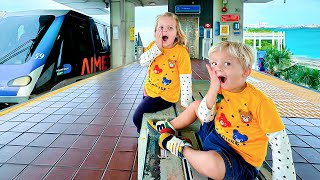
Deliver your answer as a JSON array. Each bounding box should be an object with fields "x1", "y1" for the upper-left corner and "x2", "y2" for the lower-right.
[
  {"x1": 144, "y1": 42, "x2": 191, "y2": 103},
  {"x1": 214, "y1": 82, "x2": 284, "y2": 167}
]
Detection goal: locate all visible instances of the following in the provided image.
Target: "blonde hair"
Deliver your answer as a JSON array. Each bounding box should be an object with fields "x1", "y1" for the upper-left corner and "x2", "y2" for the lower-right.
[
  {"x1": 154, "y1": 12, "x2": 187, "y2": 47},
  {"x1": 208, "y1": 41, "x2": 254, "y2": 70}
]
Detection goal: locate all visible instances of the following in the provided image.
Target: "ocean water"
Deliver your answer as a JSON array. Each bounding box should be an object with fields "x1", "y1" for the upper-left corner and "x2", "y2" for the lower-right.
[{"x1": 271, "y1": 28, "x2": 320, "y2": 60}]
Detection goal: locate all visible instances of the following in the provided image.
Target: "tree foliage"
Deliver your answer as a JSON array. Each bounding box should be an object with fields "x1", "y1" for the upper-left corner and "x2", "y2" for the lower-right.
[
  {"x1": 264, "y1": 47, "x2": 292, "y2": 77},
  {"x1": 244, "y1": 29, "x2": 319, "y2": 91}
]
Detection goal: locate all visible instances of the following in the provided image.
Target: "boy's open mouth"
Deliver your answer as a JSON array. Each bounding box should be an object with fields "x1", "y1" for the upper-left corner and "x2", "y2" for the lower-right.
[
  {"x1": 162, "y1": 36, "x2": 168, "y2": 41},
  {"x1": 218, "y1": 76, "x2": 226, "y2": 83}
]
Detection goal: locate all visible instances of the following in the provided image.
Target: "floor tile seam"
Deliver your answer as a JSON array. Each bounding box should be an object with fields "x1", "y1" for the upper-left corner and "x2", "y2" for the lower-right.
[
  {"x1": 6, "y1": 145, "x2": 50, "y2": 180},
  {"x1": 0, "y1": 130, "x2": 38, "y2": 152},
  {"x1": 5, "y1": 131, "x2": 42, "y2": 146},
  {"x1": 31, "y1": 140, "x2": 76, "y2": 165},
  {"x1": 292, "y1": 147, "x2": 320, "y2": 163},
  {"x1": 41, "y1": 115, "x2": 125, "y2": 179},
  {"x1": 41, "y1": 147, "x2": 81, "y2": 178},
  {"x1": 293, "y1": 135, "x2": 320, "y2": 149},
  {"x1": 0, "y1": 145, "x2": 40, "y2": 165},
  {"x1": 67, "y1": 110, "x2": 132, "y2": 178},
  {"x1": 129, "y1": 148, "x2": 139, "y2": 180},
  {"x1": 15, "y1": 132, "x2": 84, "y2": 170},
  {"x1": 65, "y1": 132, "x2": 112, "y2": 180},
  {"x1": 191, "y1": 70, "x2": 205, "y2": 80},
  {"x1": 0, "y1": 74, "x2": 95, "y2": 117},
  {"x1": 275, "y1": 150, "x2": 320, "y2": 178},
  {"x1": 40, "y1": 145, "x2": 90, "y2": 180},
  {"x1": 99, "y1": 122, "x2": 129, "y2": 179}
]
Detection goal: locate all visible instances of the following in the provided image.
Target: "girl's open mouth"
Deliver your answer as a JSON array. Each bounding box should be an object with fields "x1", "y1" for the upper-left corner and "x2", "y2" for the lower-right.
[{"x1": 162, "y1": 36, "x2": 168, "y2": 41}]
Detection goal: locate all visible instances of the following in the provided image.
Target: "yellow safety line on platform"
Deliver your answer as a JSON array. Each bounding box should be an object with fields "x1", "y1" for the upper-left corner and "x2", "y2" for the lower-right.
[
  {"x1": 251, "y1": 71, "x2": 320, "y2": 105},
  {"x1": 250, "y1": 71, "x2": 320, "y2": 118},
  {"x1": 0, "y1": 66, "x2": 122, "y2": 117}
]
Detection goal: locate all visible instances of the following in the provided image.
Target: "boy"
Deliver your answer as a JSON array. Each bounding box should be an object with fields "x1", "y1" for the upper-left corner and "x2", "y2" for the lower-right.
[{"x1": 148, "y1": 41, "x2": 296, "y2": 180}]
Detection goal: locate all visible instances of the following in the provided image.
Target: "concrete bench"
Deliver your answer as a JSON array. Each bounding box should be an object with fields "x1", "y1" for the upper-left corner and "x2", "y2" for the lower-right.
[
  {"x1": 138, "y1": 105, "x2": 207, "y2": 180},
  {"x1": 138, "y1": 80, "x2": 272, "y2": 180}
]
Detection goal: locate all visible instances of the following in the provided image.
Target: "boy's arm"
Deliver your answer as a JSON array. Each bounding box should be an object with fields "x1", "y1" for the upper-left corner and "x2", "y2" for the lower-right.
[
  {"x1": 139, "y1": 43, "x2": 162, "y2": 67},
  {"x1": 267, "y1": 129, "x2": 296, "y2": 180},
  {"x1": 197, "y1": 96, "x2": 216, "y2": 122},
  {"x1": 180, "y1": 74, "x2": 192, "y2": 107}
]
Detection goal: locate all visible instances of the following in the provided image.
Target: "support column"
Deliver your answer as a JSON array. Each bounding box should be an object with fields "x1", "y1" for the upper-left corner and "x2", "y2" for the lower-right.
[
  {"x1": 213, "y1": 0, "x2": 244, "y2": 44},
  {"x1": 110, "y1": 0, "x2": 125, "y2": 68},
  {"x1": 213, "y1": 0, "x2": 222, "y2": 44},
  {"x1": 125, "y1": 1, "x2": 135, "y2": 64},
  {"x1": 110, "y1": 0, "x2": 135, "y2": 68}
]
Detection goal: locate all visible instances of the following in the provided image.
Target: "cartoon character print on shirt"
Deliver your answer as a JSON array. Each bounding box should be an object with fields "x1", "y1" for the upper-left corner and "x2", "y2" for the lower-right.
[
  {"x1": 162, "y1": 77, "x2": 172, "y2": 86},
  {"x1": 239, "y1": 109, "x2": 253, "y2": 124},
  {"x1": 168, "y1": 59, "x2": 176, "y2": 69},
  {"x1": 217, "y1": 113, "x2": 231, "y2": 127},
  {"x1": 154, "y1": 65, "x2": 163, "y2": 74},
  {"x1": 233, "y1": 129, "x2": 248, "y2": 143}
]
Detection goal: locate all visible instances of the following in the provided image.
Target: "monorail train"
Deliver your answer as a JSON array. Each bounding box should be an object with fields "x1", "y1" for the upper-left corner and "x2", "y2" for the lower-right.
[{"x1": 0, "y1": 9, "x2": 111, "y2": 103}]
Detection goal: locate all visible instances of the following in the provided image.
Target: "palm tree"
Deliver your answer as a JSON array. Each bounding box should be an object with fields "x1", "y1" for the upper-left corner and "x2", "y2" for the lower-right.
[
  {"x1": 292, "y1": 66, "x2": 320, "y2": 90},
  {"x1": 264, "y1": 47, "x2": 292, "y2": 77}
]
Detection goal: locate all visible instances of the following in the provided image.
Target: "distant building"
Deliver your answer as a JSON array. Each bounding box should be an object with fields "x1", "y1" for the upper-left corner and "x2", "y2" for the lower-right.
[{"x1": 246, "y1": 22, "x2": 269, "y2": 28}]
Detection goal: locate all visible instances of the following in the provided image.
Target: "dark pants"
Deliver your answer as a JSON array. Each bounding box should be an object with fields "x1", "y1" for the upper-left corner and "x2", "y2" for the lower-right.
[
  {"x1": 133, "y1": 96, "x2": 174, "y2": 133},
  {"x1": 197, "y1": 121, "x2": 259, "y2": 180}
]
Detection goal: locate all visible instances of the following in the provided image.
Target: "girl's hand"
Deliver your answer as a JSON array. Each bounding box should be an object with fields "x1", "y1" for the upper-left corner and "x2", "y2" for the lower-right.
[
  {"x1": 206, "y1": 64, "x2": 220, "y2": 94},
  {"x1": 155, "y1": 27, "x2": 163, "y2": 49}
]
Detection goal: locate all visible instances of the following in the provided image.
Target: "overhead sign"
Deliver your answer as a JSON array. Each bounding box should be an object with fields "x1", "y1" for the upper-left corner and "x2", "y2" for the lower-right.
[
  {"x1": 221, "y1": 14, "x2": 239, "y2": 22},
  {"x1": 175, "y1": 5, "x2": 201, "y2": 14}
]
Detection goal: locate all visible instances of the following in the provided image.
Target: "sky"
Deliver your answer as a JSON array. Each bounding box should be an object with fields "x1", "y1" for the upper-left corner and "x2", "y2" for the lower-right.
[
  {"x1": 243, "y1": 0, "x2": 320, "y2": 26},
  {"x1": 135, "y1": 0, "x2": 320, "y2": 45}
]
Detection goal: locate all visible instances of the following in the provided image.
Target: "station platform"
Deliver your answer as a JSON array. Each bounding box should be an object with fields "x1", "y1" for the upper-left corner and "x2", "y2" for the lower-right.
[{"x1": 0, "y1": 60, "x2": 319, "y2": 180}]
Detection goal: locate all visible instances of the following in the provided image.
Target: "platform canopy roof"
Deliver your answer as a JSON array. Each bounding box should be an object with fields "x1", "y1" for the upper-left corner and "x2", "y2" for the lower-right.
[{"x1": 53, "y1": 0, "x2": 275, "y2": 16}]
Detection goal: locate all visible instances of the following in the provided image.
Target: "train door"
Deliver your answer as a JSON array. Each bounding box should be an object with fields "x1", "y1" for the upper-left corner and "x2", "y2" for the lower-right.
[
  {"x1": 91, "y1": 21, "x2": 111, "y2": 71},
  {"x1": 56, "y1": 14, "x2": 94, "y2": 79}
]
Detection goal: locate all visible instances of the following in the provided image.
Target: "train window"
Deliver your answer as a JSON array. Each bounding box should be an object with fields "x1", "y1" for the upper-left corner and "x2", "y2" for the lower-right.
[
  {"x1": 0, "y1": 15, "x2": 54, "y2": 65},
  {"x1": 58, "y1": 17, "x2": 94, "y2": 76},
  {"x1": 96, "y1": 23, "x2": 109, "y2": 52},
  {"x1": 72, "y1": 21, "x2": 93, "y2": 57}
]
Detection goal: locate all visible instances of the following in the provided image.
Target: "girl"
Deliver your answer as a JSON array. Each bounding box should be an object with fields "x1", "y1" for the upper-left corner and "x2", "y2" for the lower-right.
[{"x1": 133, "y1": 12, "x2": 193, "y2": 133}]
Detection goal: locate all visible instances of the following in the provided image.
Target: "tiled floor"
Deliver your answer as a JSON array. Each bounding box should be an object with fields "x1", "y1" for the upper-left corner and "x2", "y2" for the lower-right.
[
  {"x1": 0, "y1": 60, "x2": 319, "y2": 179},
  {"x1": 0, "y1": 65, "x2": 143, "y2": 180}
]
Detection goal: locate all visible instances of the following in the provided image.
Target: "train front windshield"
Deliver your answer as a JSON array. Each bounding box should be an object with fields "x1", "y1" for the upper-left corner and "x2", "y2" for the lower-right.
[{"x1": 0, "y1": 15, "x2": 54, "y2": 65}]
